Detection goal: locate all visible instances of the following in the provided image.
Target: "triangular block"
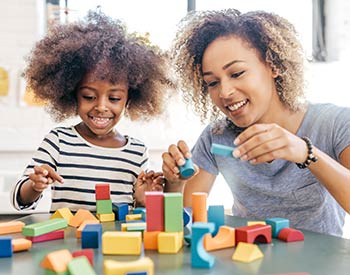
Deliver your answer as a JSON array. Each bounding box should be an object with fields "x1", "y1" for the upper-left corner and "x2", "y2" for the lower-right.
[
  {"x1": 232, "y1": 242, "x2": 264, "y2": 263},
  {"x1": 41, "y1": 249, "x2": 73, "y2": 273}
]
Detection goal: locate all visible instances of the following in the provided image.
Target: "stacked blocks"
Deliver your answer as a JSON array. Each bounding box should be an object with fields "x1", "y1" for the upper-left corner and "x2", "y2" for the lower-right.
[
  {"x1": 95, "y1": 184, "x2": 115, "y2": 222},
  {"x1": 22, "y1": 218, "x2": 67, "y2": 237},
  {"x1": 112, "y1": 203, "x2": 129, "y2": 221},
  {"x1": 26, "y1": 229, "x2": 64, "y2": 243},
  {"x1": 266, "y1": 217, "x2": 289, "y2": 238}
]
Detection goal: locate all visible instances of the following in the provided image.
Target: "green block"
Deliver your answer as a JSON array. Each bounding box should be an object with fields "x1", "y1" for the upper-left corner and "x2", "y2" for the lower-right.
[
  {"x1": 22, "y1": 218, "x2": 67, "y2": 237},
  {"x1": 68, "y1": 256, "x2": 96, "y2": 275},
  {"x1": 45, "y1": 269, "x2": 69, "y2": 275},
  {"x1": 164, "y1": 193, "x2": 183, "y2": 232},
  {"x1": 96, "y1": 199, "x2": 112, "y2": 214}
]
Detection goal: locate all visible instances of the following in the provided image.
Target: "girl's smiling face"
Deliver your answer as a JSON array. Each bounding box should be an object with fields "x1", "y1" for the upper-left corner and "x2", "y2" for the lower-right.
[
  {"x1": 76, "y1": 71, "x2": 128, "y2": 142},
  {"x1": 201, "y1": 36, "x2": 281, "y2": 128}
]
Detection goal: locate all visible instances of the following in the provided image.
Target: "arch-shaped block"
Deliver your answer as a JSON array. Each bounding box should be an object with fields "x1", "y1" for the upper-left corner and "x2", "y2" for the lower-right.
[{"x1": 235, "y1": 224, "x2": 272, "y2": 245}]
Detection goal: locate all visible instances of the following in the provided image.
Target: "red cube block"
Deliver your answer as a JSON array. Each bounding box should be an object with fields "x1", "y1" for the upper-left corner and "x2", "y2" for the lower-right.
[{"x1": 95, "y1": 184, "x2": 110, "y2": 200}]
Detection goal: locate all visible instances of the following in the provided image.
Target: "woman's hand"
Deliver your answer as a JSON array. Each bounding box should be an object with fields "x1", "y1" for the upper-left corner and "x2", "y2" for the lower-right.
[
  {"x1": 29, "y1": 164, "x2": 64, "y2": 193},
  {"x1": 233, "y1": 123, "x2": 309, "y2": 164},
  {"x1": 134, "y1": 170, "x2": 164, "y2": 207}
]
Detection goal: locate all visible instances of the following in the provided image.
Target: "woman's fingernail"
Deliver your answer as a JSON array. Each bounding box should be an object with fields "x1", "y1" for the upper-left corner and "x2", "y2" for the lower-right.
[
  {"x1": 234, "y1": 138, "x2": 240, "y2": 145},
  {"x1": 233, "y1": 149, "x2": 240, "y2": 158}
]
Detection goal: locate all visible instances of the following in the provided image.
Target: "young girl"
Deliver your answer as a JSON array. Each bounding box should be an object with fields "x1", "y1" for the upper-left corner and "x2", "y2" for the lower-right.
[
  {"x1": 11, "y1": 11, "x2": 174, "y2": 212},
  {"x1": 162, "y1": 9, "x2": 350, "y2": 236}
]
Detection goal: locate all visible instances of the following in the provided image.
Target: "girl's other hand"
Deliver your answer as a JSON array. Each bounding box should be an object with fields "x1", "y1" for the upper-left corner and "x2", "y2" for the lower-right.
[{"x1": 29, "y1": 164, "x2": 64, "y2": 193}]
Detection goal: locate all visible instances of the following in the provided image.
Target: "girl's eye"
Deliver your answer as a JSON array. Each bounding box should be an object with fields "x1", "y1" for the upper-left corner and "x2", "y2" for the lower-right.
[
  {"x1": 109, "y1": 97, "x2": 121, "y2": 102},
  {"x1": 82, "y1": 95, "x2": 95, "y2": 101},
  {"x1": 231, "y1": 71, "x2": 245, "y2": 78}
]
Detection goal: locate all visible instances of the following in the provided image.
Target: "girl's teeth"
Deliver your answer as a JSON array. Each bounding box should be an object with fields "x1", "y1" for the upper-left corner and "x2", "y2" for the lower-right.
[{"x1": 228, "y1": 100, "x2": 247, "y2": 111}]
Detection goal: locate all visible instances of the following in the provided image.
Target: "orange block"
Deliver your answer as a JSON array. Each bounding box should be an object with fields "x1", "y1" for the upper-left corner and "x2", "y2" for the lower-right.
[
  {"x1": 12, "y1": 238, "x2": 32, "y2": 252},
  {"x1": 76, "y1": 220, "x2": 100, "y2": 238},
  {"x1": 69, "y1": 209, "x2": 97, "y2": 228},
  {"x1": 192, "y1": 192, "x2": 207, "y2": 222},
  {"x1": 143, "y1": 231, "x2": 160, "y2": 250},
  {"x1": 41, "y1": 249, "x2": 73, "y2": 273},
  {"x1": 204, "y1": 225, "x2": 235, "y2": 251},
  {"x1": 0, "y1": 221, "x2": 25, "y2": 235}
]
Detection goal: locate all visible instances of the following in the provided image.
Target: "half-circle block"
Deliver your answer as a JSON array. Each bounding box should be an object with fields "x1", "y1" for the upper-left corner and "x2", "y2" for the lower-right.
[
  {"x1": 277, "y1": 228, "x2": 304, "y2": 242},
  {"x1": 266, "y1": 217, "x2": 289, "y2": 238},
  {"x1": 235, "y1": 224, "x2": 272, "y2": 245},
  {"x1": 232, "y1": 242, "x2": 264, "y2": 263},
  {"x1": 103, "y1": 257, "x2": 154, "y2": 275},
  {"x1": 191, "y1": 222, "x2": 215, "y2": 268},
  {"x1": 203, "y1": 225, "x2": 235, "y2": 251}
]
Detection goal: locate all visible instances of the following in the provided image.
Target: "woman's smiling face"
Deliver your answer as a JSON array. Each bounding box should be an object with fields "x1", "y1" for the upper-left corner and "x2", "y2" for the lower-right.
[{"x1": 202, "y1": 36, "x2": 281, "y2": 128}]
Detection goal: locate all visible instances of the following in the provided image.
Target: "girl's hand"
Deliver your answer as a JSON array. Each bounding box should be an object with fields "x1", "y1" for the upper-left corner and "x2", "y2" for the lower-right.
[
  {"x1": 233, "y1": 123, "x2": 309, "y2": 164},
  {"x1": 161, "y1": 140, "x2": 199, "y2": 183},
  {"x1": 29, "y1": 164, "x2": 64, "y2": 193},
  {"x1": 134, "y1": 170, "x2": 164, "y2": 207}
]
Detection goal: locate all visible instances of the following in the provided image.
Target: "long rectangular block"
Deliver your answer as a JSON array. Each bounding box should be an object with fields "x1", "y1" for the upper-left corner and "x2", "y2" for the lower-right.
[
  {"x1": 102, "y1": 231, "x2": 142, "y2": 255},
  {"x1": 22, "y1": 218, "x2": 67, "y2": 237},
  {"x1": 164, "y1": 193, "x2": 183, "y2": 232},
  {"x1": 12, "y1": 238, "x2": 32, "y2": 252},
  {"x1": 145, "y1": 192, "x2": 164, "y2": 232},
  {"x1": 26, "y1": 229, "x2": 64, "y2": 243},
  {"x1": 0, "y1": 221, "x2": 25, "y2": 235}
]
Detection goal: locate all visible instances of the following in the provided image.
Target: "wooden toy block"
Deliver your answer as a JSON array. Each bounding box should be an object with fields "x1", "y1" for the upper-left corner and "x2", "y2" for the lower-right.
[
  {"x1": 0, "y1": 220, "x2": 25, "y2": 235},
  {"x1": 26, "y1": 229, "x2": 64, "y2": 243},
  {"x1": 41, "y1": 249, "x2": 73, "y2": 273},
  {"x1": 95, "y1": 183, "x2": 110, "y2": 200},
  {"x1": 192, "y1": 192, "x2": 207, "y2": 222},
  {"x1": 247, "y1": 221, "x2": 266, "y2": 226},
  {"x1": 266, "y1": 217, "x2": 289, "y2": 238},
  {"x1": 164, "y1": 193, "x2": 183, "y2": 232},
  {"x1": 72, "y1": 249, "x2": 94, "y2": 266},
  {"x1": 158, "y1": 231, "x2": 183, "y2": 254},
  {"x1": 125, "y1": 272, "x2": 147, "y2": 275},
  {"x1": 235, "y1": 224, "x2": 272, "y2": 245},
  {"x1": 0, "y1": 236, "x2": 13, "y2": 257},
  {"x1": 103, "y1": 257, "x2": 154, "y2": 275},
  {"x1": 191, "y1": 222, "x2": 215, "y2": 268},
  {"x1": 76, "y1": 220, "x2": 100, "y2": 238},
  {"x1": 208, "y1": 205, "x2": 225, "y2": 236},
  {"x1": 96, "y1": 199, "x2": 112, "y2": 214},
  {"x1": 50, "y1": 208, "x2": 73, "y2": 223},
  {"x1": 112, "y1": 203, "x2": 129, "y2": 221},
  {"x1": 96, "y1": 213, "x2": 115, "y2": 222},
  {"x1": 232, "y1": 242, "x2": 264, "y2": 263},
  {"x1": 81, "y1": 224, "x2": 102, "y2": 249},
  {"x1": 43, "y1": 269, "x2": 70, "y2": 275},
  {"x1": 12, "y1": 238, "x2": 32, "y2": 252},
  {"x1": 277, "y1": 228, "x2": 304, "y2": 242},
  {"x1": 143, "y1": 231, "x2": 160, "y2": 250},
  {"x1": 183, "y1": 207, "x2": 191, "y2": 227},
  {"x1": 179, "y1": 158, "x2": 195, "y2": 178},
  {"x1": 204, "y1": 225, "x2": 235, "y2": 251},
  {"x1": 102, "y1": 231, "x2": 142, "y2": 255},
  {"x1": 121, "y1": 222, "x2": 146, "y2": 232},
  {"x1": 126, "y1": 213, "x2": 142, "y2": 221},
  {"x1": 68, "y1": 256, "x2": 96, "y2": 275},
  {"x1": 145, "y1": 191, "x2": 164, "y2": 232},
  {"x1": 22, "y1": 218, "x2": 67, "y2": 237},
  {"x1": 69, "y1": 209, "x2": 98, "y2": 227},
  {"x1": 210, "y1": 143, "x2": 236, "y2": 158}
]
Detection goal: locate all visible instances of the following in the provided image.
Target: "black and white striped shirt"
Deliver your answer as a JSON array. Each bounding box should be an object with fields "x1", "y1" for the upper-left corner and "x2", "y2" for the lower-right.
[{"x1": 11, "y1": 126, "x2": 148, "y2": 212}]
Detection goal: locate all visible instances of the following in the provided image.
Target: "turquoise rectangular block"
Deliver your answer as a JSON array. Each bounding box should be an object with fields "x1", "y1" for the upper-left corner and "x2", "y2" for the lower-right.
[
  {"x1": 22, "y1": 218, "x2": 67, "y2": 237},
  {"x1": 210, "y1": 143, "x2": 236, "y2": 158}
]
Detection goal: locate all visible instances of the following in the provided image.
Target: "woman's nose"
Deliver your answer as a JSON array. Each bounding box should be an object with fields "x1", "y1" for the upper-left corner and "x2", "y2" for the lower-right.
[{"x1": 219, "y1": 84, "x2": 235, "y2": 98}]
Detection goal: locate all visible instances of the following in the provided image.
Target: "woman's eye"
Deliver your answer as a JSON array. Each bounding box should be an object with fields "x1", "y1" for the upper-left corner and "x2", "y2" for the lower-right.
[
  {"x1": 206, "y1": 81, "x2": 218, "y2": 88},
  {"x1": 231, "y1": 71, "x2": 245, "y2": 78}
]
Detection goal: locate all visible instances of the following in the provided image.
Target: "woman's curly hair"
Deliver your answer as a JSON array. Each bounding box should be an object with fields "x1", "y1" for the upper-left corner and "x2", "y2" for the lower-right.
[
  {"x1": 24, "y1": 11, "x2": 175, "y2": 122},
  {"x1": 171, "y1": 9, "x2": 306, "y2": 123}
]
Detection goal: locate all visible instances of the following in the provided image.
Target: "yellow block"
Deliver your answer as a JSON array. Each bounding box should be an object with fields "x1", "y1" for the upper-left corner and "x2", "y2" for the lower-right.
[
  {"x1": 247, "y1": 221, "x2": 266, "y2": 226},
  {"x1": 96, "y1": 213, "x2": 115, "y2": 222},
  {"x1": 102, "y1": 231, "x2": 142, "y2": 255},
  {"x1": 158, "y1": 231, "x2": 183, "y2": 254},
  {"x1": 0, "y1": 67, "x2": 9, "y2": 96},
  {"x1": 126, "y1": 214, "x2": 142, "y2": 221},
  {"x1": 232, "y1": 242, "x2": 264, "y2": 263},
  {"x1": 104, "y1": 257, "x2": 154, "y2": 275},
  {"x1": 51, "y1": 208, "x2": 73, "y2": 223}
]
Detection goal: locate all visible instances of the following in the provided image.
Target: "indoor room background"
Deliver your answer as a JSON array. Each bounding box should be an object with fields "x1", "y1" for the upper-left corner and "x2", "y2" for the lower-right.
[{"x1": 0, "y1": 0, "x2": 349, "y2": 236}]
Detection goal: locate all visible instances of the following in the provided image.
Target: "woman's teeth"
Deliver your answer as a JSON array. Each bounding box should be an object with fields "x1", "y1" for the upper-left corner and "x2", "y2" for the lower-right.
[{"x1": 227, "y1": 99, "x2": 248, "y2": 111}]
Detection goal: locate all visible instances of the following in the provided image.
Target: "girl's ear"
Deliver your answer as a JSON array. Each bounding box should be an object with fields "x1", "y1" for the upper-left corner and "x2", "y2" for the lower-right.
[{"x1": 271, "y1": 67, "x2": 279, "y2": 78}]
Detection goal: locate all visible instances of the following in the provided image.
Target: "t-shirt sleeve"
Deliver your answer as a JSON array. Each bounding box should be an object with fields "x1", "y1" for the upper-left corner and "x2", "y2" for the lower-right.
[
  {"x1": 11, "y1": 129, "x2": 60, "y2": 210},
  {"x1": 333, "y1": 106, "x2": 350, "y2": 159},
  {"x1": 191, "y1": 125, "x2": 219, "y2": 176}
]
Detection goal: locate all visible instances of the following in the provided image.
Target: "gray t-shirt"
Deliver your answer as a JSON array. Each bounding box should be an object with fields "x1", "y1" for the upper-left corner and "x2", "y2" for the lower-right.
[{"x1": 192, "y1": 103, "x2": 350, "y2": 236}]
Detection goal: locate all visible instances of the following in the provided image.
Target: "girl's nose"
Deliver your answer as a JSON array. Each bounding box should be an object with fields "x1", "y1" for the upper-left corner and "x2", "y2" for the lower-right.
[{"x1": 94, "y1": 100, "x2": 108, "y2": 112}]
